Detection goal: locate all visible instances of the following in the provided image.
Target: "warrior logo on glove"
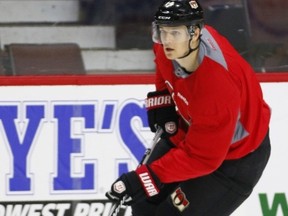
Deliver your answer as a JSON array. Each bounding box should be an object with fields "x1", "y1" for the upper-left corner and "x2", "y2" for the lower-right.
[
  {"x1": 145, "y1": 95, "x2": 173, "y2": 109},
  {"x1": 146, "y1": 89, "x2": 179, "y2": 137},
  {"x1": 138, "y1": 172, "x2": 159, "y2": 196}
]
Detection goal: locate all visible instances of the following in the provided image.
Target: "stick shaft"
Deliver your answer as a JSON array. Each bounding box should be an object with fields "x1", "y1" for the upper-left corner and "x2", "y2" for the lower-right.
[
  {"x1": 109, "y1": 128, "x2": 163, "y2": 216},
  {"x1": 141, "y1": 128, "x2": 163, "y2": 165}
]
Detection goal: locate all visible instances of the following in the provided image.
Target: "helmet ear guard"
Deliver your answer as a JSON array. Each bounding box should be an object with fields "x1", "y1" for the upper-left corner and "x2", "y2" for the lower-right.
[
  {"x1": 187, "y1": 25, "x2": 196, "y2": 37},
  {"x1": 187, "y1": 24, "x2": 203, "y2": 37}
]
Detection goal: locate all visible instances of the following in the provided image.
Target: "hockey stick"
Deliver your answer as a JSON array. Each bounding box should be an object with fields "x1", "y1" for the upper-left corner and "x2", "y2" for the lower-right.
[{"x1": 108, "y1": 127, "x2": 163, "y2": 216}]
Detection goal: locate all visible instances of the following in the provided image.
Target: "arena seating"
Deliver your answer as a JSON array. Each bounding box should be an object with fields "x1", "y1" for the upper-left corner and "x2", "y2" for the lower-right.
[
  {"x1": 6, "y1": 43, "x2": 85, "y2": 75},
  {"x1": 0, "y1": 0, "x2": 154, "y2": 74},
  {"x1": 0, "y1": 0, "x2": 286, "y2": 74}
]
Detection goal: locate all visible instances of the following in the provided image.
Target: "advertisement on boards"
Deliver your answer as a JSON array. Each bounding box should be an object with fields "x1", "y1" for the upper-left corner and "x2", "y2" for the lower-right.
[
  {"x1": 0, "y1": 82, "x2": 287, "y2": 216},
  {"x1": 0, "y1": 85, "x2": 154, "y2": 216}
]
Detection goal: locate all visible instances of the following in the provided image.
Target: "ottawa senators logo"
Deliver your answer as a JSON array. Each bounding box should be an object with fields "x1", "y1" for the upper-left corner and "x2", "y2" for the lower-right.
[{"x1": 170, "y1": 187, "x2": 190, "y2": 212}]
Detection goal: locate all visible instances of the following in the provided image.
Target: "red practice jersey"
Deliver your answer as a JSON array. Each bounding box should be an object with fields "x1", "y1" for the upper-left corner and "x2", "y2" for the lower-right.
[{"x1": 150, "y1": 25, "x2": 271, "y2": 183}]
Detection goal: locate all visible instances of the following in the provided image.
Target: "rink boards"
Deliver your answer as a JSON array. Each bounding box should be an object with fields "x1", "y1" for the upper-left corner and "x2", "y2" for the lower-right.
[{"x1": 0, "y1": 75, "x2": 286, "y2": 216}]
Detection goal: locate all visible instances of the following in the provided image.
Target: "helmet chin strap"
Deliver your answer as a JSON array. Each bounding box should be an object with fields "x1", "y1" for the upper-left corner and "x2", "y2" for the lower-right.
[{"x1": 178, "y1": 38, "x2": 200, "y2": 59}]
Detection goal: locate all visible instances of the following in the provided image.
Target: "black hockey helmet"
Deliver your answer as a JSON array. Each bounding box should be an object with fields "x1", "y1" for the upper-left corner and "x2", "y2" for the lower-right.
[
  {"x1": 154, "y1": 0, "x2": 204, "y2": 27},
  {"x1": 152, "y1": 0, "x2": 204, "y2": 44}
]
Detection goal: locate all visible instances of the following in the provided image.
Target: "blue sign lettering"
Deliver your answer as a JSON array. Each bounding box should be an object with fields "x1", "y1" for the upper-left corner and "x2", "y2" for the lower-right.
[
  {"x1": 53, "y1": 105, "x2": 95, "y2": 190},
  {"x1": 118, "y1": 100, "x2": 148, "y2": 175},
  {"x1": 0, "y1": 105, "x2": 44, "y2": 191},
  {"x1": 0, "y1": 99, "x2": 149, "y2": 193}
]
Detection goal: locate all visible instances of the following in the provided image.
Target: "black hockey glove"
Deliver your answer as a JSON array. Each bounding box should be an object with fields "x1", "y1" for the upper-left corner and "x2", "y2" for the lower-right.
[
  {"x1": 105, "y1": 165, "x2": 161, "y2": 205},
  {"x1": 146, "y1": 89, "x2": 179, "y2": 138}
]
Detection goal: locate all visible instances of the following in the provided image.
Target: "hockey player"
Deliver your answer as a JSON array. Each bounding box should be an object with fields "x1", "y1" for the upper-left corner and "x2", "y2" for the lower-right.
[{"x1": 106, "y1": 0, "x2": 271, "y2": 215}]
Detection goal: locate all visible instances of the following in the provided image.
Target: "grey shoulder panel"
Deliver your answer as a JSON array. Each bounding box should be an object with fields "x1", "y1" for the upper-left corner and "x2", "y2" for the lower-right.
[{"x1": 198, "y1": 28, "x2": 228, "y2": 70}]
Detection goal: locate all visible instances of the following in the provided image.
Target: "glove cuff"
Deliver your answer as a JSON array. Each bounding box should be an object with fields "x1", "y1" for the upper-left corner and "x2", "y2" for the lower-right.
[{"x1": 135, "y1": 165, "x2": 160, "y2": 197}]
